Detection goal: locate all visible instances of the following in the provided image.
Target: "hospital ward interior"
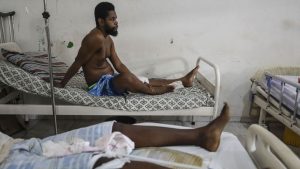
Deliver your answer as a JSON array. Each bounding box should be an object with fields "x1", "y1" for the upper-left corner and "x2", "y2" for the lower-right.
[{"x1": 0, "y1": 0, "x2": 300, "y2": 169}]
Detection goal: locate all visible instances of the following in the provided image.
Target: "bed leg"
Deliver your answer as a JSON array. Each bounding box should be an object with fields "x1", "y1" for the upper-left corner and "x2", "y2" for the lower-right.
[
  {"x1": 191, "y1": 116, "x2": 195, "y2": 125},
  {"x1": 24, "y1": 115, "x2": 29, "y2": 124},
  {"x1": 258, "y1": 108, "x2": 267, "y2": 128}
]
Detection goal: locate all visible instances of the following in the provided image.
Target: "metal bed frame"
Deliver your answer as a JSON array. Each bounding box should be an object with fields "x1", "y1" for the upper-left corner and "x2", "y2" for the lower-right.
[
  {"x1": 247, "y1": 124, "x2": 300, "y2": 169},
  {"x1": 251, "y1": 72, "x2": 300, "y2": 135}
]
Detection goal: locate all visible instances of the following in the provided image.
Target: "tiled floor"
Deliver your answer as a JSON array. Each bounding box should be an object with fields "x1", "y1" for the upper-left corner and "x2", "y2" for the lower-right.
[{"x1": 11, "y1": 118, "x2": 299, "y2": 157}]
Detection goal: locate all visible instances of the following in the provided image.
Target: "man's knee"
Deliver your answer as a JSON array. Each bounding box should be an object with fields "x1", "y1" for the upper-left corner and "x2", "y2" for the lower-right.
[
  {"x1": 112, "y1": 74, "x2": 136, "y2": 92},
  {"x1": 118, "y1": 73, "x2": 136, "y2": 83}
]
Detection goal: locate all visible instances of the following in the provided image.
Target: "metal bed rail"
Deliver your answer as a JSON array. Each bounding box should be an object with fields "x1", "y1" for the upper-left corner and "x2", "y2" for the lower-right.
[
  {"x1": 196, "y1": 56, "x2": 221, "y2": 119},
  {"x1": 0, "y1": 11, "x2": 15, "y2": 43},
  {"x1": 265, "y1": 72, "x2": 300, "y2": 124}
]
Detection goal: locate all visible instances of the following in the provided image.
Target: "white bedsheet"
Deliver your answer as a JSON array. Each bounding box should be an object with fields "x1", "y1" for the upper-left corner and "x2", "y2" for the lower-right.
[{"x1": 137, "y1": 123, "x2": 257, "y2": 169}]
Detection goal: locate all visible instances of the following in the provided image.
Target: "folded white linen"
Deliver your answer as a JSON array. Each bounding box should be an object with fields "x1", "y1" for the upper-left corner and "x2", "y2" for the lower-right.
[{"x1": 42, "y1": 131, "x2": 135, "y2": 158}]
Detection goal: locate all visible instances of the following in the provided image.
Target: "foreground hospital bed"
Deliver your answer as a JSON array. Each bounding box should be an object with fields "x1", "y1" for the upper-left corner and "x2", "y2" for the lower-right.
[
  {"x1": 0, "y1": 123, "x2": 299, "y2": 169},
  {"x1": 0, "y1": 11, "x2": 220, "y2": 119},
  {"x1": 250, "y1": 67, "x2": 300, "y2": 135}
]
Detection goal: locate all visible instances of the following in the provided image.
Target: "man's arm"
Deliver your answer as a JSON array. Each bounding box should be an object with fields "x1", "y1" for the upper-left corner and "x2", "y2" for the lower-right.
[
  {"x1": 109, "y1": 40, "x2": 132, "y2": 74},
  {"x1": 58, "y1": 37, "x2": 102, "y2": 87}
]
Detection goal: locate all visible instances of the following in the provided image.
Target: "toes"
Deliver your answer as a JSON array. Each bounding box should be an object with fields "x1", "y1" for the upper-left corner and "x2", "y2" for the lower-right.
[
  {"x1": 193, "y1": 65, "x2": 199, "y2": 72},
  {"x1": 221, "y1": 102, "x2": 229, "y2": 114}
]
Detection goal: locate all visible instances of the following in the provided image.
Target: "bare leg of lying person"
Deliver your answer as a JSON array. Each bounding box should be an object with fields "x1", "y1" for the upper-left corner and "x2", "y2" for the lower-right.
[{"x1": 94, "y1": 103, "x2": 230, "y2": 169}]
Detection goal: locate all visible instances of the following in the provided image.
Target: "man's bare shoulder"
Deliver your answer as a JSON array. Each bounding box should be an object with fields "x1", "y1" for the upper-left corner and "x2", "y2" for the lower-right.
[
  {"x1": 82, "y1": 28, "x2": 105, "y2": 46},
  {"x1": 107, "y1": 36, "x2": 115, "y2": 44}
]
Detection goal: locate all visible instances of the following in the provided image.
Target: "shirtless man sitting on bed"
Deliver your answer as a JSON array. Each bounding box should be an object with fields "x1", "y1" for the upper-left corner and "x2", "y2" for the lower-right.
[{"x1": 57, "y1": 2, "x2": 199, "y2": 96}]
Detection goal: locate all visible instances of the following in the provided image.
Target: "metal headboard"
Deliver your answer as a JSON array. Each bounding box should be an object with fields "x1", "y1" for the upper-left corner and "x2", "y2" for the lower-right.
[{"x1": 0, "y1": 11, "x2": 15, "y2": 43}]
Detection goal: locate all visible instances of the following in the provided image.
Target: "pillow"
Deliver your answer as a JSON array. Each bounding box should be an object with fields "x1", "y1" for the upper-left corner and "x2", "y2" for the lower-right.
[
  {"x1": 0, "y1": 42, "x2": 22, "y2": 60},
  {"x1": 0, "y1": 132, "x2": 23, "y2": 163},
  {"x1": 1, "y1": 49, "x2": 68, "y2": 83}
]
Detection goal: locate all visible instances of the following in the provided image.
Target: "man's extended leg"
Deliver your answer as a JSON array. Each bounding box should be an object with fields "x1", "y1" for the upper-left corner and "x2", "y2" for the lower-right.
[
  {"x1": 112, "y1": 65, "x2": 199, "y2": 95},
  {"x1": 113, "y1": 103, "x2": 230, "y2": 151},
  {"x1": 112, "y1": 73, "x2": 175, "y2": 95},
  {"x1": 148, "y1": 65, "x2": 199, "y2": 87}
]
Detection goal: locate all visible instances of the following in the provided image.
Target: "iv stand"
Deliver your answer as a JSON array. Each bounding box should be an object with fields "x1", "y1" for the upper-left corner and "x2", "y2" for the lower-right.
[{"x1": 42, "y1": 0, "x2": 58, "y2": 134}]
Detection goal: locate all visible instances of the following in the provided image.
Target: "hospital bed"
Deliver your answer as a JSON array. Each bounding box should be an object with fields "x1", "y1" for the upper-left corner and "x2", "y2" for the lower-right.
[
  {"x1": 250, "y1": 67, "x2": 300, "y2": 135},
  {"x1": 0, "y1": 11, "x2": 220, "y2": 119},
  {"x1": 1, "y1": 123, "x2": 299, "y2": 169}
]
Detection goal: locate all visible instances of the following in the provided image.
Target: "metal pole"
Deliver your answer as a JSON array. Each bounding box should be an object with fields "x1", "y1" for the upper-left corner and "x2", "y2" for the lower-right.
[
  {"x1": 43, "y1": 0, "x2": 58, "y2": 134},
  {"x1": 0, "y1": 17, "x2": 5, "y2": 43}
]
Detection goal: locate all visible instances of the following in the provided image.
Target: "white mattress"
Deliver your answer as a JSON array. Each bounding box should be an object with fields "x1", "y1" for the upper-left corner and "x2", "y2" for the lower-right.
[
  {"x1": 261, "y1": 75, "x2": 300, "y2": 117},
  {"x1": 137, "y1": 123, "x2": 257, "y2": 169}
]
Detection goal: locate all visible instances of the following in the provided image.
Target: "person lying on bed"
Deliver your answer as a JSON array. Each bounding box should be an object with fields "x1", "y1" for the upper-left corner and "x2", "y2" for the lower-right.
[
  {"x1": 56, "y1": 2, "x2": 199, "y2": 96},
  {"x1": 0, "y1": 104, "x2": 229, "y2": 169}
]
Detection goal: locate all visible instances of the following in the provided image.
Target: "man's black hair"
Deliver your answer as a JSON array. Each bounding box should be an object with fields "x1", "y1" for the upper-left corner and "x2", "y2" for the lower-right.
[{"x1": 94, "y1": 2, "x2": 115, "y2": 27}]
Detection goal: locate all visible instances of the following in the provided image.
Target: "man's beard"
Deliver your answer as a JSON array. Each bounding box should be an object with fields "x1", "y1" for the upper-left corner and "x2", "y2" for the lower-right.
[
  {"x1": 107, "y1": 29, "x2": 118, "y2": 36},
  {"x1": 105, "y1": 25, "x2": 118, "y2": 36}
]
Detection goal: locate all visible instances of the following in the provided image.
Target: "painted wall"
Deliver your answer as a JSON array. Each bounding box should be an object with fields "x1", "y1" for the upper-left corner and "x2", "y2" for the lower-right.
[{"x1": 1, "y1": 0, "x2": 300, "y2": 118}]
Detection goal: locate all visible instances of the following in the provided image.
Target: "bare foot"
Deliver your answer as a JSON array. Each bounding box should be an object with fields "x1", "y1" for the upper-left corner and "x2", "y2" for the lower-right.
[
  {"x1": 181, "y1": 65, "x2": 199, "y2": 87},
  {"x1": 197, "y1": 103, "x2": 230, "y2": 152},
  {"x1": 150, "y1": 85, "x2": 175, "y2": 95}
]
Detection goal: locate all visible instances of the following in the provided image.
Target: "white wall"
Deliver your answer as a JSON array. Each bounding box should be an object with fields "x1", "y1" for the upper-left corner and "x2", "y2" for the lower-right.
[{"x1": 1, "y1": 0, "x2": 300, "y2": 118}]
